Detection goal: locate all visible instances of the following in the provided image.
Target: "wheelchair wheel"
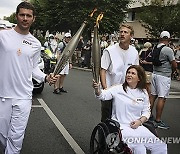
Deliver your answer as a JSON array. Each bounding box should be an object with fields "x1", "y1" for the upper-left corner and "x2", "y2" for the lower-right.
[{"x1": 90, "y1": 123, "x2": 109, "y2": 154}]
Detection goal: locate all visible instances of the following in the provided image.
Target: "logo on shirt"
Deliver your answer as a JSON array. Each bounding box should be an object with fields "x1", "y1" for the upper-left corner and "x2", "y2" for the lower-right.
[
  {"x1": 23, "y1": 40, "x2": 32, "y2": 46},
  {"x1": 17, "y1": 48, "x2": 22, "y2": 56},
  {"x1": 136, "y1": 98, "x2": 143, "y2": 103}
]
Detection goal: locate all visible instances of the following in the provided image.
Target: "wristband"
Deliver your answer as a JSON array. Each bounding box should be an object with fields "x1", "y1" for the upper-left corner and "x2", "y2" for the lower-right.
[
  {"x1": 138, "y1": 119, "x2": 143, "y2": 126},
  {"x1": 44, "y1": 75, "x2": 47, "y2": 83}
]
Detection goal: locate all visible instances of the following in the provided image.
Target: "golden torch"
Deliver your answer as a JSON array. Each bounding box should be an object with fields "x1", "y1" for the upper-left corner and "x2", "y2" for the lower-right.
[
  {"x1": 91, "y1": 13, "x2": 103, "y2": 83},
  {"x1": 53, "y1": 9, "x2": 97, "y2": 75}
]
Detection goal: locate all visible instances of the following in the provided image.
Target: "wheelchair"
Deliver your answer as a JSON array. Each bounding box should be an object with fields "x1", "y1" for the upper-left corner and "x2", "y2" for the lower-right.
[
  {"x1": 90, "y1": 119, "x2": 158, "y2": 154},
  {"x1": 90, "y1": 119, "x2": 132, "y2": 154}
]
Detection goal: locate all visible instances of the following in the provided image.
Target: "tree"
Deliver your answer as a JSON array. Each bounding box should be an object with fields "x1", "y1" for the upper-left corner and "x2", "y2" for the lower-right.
[
  {"x1": 4, "y1": 13, "x2": 16, "y2": 24},
  {"x1": 30, "y1": 0, "x2": 129, "y2": 36},
  {"x1": 138, "y1": 0, "x2": 180, "y2": 38}
]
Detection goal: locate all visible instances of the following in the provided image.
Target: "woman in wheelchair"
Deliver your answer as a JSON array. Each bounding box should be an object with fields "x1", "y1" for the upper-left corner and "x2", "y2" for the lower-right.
[{"x1": 93, "y1": 65, "x2": 167, "y2": 154}]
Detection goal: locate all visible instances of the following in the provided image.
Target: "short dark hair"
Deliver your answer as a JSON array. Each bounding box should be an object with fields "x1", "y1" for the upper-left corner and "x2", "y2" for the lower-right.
[
  {"x1": 16, "y1": 1, "x2": 35, "y2": 16},
  {"x1": 123, "y1": 65, "x2": 146, "y2": 92}
]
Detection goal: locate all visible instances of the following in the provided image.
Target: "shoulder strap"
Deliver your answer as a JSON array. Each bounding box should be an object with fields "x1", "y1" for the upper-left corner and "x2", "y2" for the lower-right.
[
  {"x1": 103, "y1": 49, "x2": 112, "y2": 70},
  {"x1": 159, "y1": 44, "x2": 166, "y2": 50},
  {"x1": 59, "y1": 41, "x2": 66, "y2": 53}
]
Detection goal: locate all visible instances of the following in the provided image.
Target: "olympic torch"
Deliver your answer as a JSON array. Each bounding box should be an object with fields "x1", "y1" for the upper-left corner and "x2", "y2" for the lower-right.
[
  {"x1": 91, "y1": 13, "x2": 103, "y2": 83},
  {"x1": 53, "y1": 9, "x2": 97, "y2": 75}
]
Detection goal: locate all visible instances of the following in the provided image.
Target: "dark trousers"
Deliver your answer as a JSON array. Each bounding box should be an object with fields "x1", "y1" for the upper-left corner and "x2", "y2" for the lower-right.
[{"x1": 101, "y1": 99, "x2": 113, "y2": 122}]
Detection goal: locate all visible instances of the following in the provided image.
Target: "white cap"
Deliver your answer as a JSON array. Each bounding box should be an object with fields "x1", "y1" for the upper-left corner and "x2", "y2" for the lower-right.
[
  {"x1": 160, "y1": 31, "x2": 170, "y2": 39},
  {"x1": 49, "y1": 34, "x2": 54, "y2": 38},
  {"x1": 64, "y1": 32, "x2": 71, "y2": 38}
]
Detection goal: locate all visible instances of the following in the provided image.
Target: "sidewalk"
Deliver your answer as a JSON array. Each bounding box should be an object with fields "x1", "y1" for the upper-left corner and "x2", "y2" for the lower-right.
[{"x1": 72, "y1": 66, "x2": 180, "y2": 91}]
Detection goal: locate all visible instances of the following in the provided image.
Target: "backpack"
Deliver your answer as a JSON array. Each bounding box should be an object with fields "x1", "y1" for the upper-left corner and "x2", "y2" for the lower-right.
[{"x1": 152, "y1": 44, "x2": 166, "y2": 66}]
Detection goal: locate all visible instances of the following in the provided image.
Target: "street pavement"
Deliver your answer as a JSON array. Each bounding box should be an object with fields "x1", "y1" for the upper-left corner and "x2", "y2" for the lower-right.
[{"x1": 0, "y1": 68, "x2": 179, "y2": 154}]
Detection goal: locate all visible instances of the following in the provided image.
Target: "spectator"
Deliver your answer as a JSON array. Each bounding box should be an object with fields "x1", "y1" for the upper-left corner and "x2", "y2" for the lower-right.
[
  {"x1": 100, "y1": 35, "x2": 108, "y2": 55},
  {"x1": 75, "y1": 36, "x2": 84, "y2": 66},
  {"x1": 150, "y1": 31, "x2": 177, "y2": 129},
  {"x1": 139, "y1": 42, "x2": 153, "y2": 96},
  {"x1": 83, "y1": 40, "x2": 92, "y2": 68},
  {"x1": 174, "y1": 45, "x2": 180, "y2": 80},
  {"x1": 53, "y1": 32, "x2": 72, "y2": 94}
]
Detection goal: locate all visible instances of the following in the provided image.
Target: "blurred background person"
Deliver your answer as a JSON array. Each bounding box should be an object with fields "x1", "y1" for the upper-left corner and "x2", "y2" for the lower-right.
[
  {"x1": 100, "y1": 35, "x2": 108, "y2": 55},
  {"x1": 139, "y1": 42, "x2": 153, "y2": 96},
  {"x1": 53, "y1": 32, "x2": 72, "y2": 94},
  {"x1": 174, "y1": 44, "x2": 180, "y2": 80},
  {"x1": 150, "y1": 31, "x2": 177, "y2": 129},
  {"x1": 83, "y1": 40, "x2": 92, "y2": 69}
]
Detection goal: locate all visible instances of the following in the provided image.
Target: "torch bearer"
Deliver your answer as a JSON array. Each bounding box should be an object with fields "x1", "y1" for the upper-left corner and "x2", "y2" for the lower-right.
[
  {"x1": 91, "y1": 13, "x2": 103, "y2": 84},
  {"x1": 53, "y1": 9, "x2": 97, "y2": 75}
]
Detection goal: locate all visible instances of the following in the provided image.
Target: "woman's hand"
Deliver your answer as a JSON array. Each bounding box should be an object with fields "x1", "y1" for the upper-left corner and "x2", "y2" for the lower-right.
[
  {"x1": 130, "y1": 120, "x2": 142, "y2": 129},
  {"x1": 92, "y1": 79, "x2": 101, "y2": 96},
  {"x1": 92, "y1": 79, "x2": 99, "y2": 89}
]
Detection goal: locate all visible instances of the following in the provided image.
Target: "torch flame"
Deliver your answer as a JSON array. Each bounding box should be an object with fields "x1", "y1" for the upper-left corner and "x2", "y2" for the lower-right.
[
  {"x1": 89, "y1": 8, "x2": 97, "y2": 17},
  {"x1": 96, "y1": 13, "x2": 103, "y2": 27}
]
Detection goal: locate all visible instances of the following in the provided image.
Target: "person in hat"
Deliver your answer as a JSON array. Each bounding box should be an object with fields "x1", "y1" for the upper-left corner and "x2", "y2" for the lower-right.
[
  {"x1": 53, "y1": 32, "x2": 72, "y2": 94},
  {"x1": 150, "y1": 31, "x2": 177, "y2": 129},
  {"x1": 139, "y1": 42, "x2": 153, "y2": 96}
]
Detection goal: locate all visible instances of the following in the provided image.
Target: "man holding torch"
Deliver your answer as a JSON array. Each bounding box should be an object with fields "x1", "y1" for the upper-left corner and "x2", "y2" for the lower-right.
[{"x1": 0, "y1": 2, "x2": 58, "y2": 153}]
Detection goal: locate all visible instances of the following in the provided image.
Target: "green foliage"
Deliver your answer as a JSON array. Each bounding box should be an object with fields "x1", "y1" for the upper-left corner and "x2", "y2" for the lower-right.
[
  {"x1": 138, "y1": 0, "x2": 180, "y2": 38},
  {"x1": 29, "y1": 0, "x2": 129, "y2": 35},
  {"x1": 4, "y1": 13, "x2": 16, "y2": 24}
]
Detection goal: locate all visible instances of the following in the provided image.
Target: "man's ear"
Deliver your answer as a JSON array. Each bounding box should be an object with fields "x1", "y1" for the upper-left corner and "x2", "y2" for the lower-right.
[{"x1": 33, "y1": 16, "x2": 36, "y2": 23}]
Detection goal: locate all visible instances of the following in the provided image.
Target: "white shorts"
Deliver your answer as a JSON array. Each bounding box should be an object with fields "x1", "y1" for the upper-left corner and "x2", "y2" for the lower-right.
[
  {"x1": 151, "y1": 73, "x2": 171, "y2": 98},
  {"x1": 59, "y1": 63, "x2": 69, "y2": 75}
]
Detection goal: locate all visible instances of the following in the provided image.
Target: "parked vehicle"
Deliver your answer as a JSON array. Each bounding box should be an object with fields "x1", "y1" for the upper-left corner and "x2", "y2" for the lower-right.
[{"x1": 32, "y1": 48, "x2": 45, "y2": 94}]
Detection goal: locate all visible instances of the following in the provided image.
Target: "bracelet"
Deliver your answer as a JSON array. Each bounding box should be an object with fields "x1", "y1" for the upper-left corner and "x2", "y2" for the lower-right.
[
  {"x1": 138, "y1": 119, "x2": 143, "y2": 126},
  {"x1": 44, "y1": 75, "x2": 47, "y2": 83}
]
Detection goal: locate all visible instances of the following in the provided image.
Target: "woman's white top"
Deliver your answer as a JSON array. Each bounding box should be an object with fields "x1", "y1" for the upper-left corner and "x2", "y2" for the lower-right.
[{"x1": 96, "y1": 84, "x2": 151, "y2": 125}]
